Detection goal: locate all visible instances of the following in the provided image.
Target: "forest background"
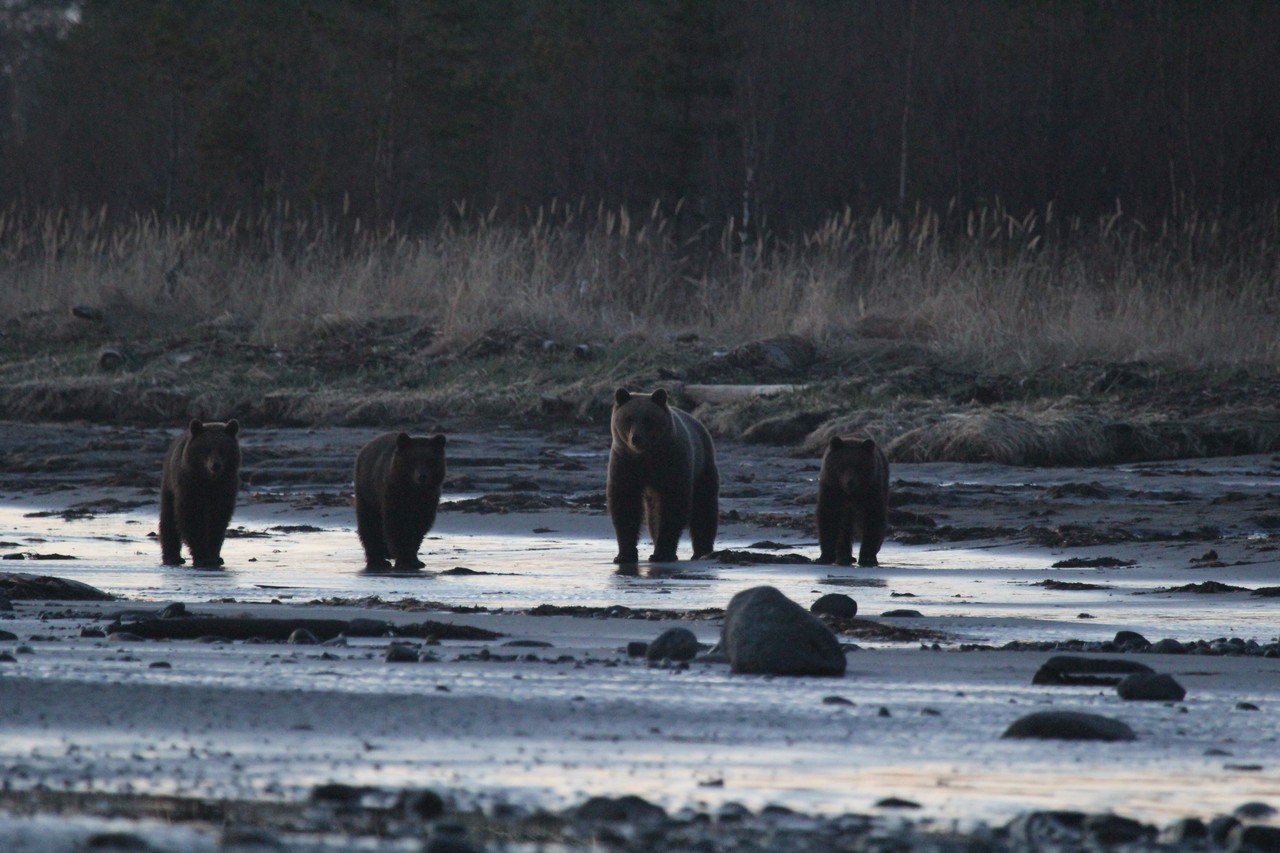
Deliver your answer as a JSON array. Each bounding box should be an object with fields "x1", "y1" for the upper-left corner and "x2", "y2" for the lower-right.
[
  {"x1": 0, "y1": 1, "x2": 1277, "y2": 452},
  {"x1": 4, "y1": 0, "x2": 1278, "y2": 230}
]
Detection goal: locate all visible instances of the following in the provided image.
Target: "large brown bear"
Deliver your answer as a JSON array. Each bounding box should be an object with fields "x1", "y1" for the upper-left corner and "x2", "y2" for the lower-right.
[
  {"x1": 354, "y1": 432, "x2": 446, "y2": 571},
  {"x1": 159, "y1": 418, "x2": 241, "y2": 568},
  {"x1": 815, "y1": 434, "x2": 889, "y2": 567},
  {"x1": 608, "y1": 388, "x2": 719, "y2": 563}
]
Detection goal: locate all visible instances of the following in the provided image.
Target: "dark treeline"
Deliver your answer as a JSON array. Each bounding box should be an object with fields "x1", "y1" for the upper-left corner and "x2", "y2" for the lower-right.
[{"x1": 2, "y1": 0, "x2": 1278, "y2": 236}]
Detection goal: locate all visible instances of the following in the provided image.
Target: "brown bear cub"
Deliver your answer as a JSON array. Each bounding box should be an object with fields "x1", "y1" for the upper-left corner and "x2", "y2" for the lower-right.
[
  {"x1": 608, "y1": 388, "x2": 719, "y2": 563},
  {"x1": 159, "y1": 418, "x2": 242, "y2": 568},
  {"x1": 815, "y1": 434, "x2": 889, "y2": 567},
  {"x1": 354, "y1": 432, "x2": 446, "y2": 571}
]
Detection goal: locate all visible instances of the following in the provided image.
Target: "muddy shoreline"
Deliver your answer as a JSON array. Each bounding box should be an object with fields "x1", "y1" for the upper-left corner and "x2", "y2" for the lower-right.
[{"x1": 1, "y1": 420, "x2": 1279, "y2": 851}]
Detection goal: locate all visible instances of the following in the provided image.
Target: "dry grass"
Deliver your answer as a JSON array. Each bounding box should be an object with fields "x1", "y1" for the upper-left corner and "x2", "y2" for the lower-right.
[{"x1": 2, "y1": 200, "x2": 1277, "y2": 370}]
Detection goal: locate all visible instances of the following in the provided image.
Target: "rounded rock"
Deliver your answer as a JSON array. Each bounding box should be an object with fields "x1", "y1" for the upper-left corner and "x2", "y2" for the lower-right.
[
  {"x1": 646, "y1": 627, "x2": 699, "y2": 662},
  {"x1": 1002, "y1": 710, "x2": 1136, "y2": 742},
  {"x1": 810, "y1": 593, "x2": 858, "y2": 619},
  {"x1": 1116, "y1": 672, "x2": 1186, "y2": 701}
]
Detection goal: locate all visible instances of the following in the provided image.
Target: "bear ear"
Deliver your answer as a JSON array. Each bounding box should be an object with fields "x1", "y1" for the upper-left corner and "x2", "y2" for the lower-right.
[
  {"x1": 614, "y1": 388, "x2": 631, "y2": 406},
  {"x1": 650, "y1": 389, "x2": 669, "y2": 407},
  {"x1": 828, "y1": 435, "x2": 844, "y2": 450},
  {"x1": 188, "y1": 418, "x2": 204, "y2": 436},
  {"x1": 395, "y1": 432, "x2": 413, "y2": 451},
  {"x1": 860, "y1": 437, "x2": 876, "y2": 450},
  {"x1": 429, "y1": 433, "x2": 447, "y2": 448},
  {"x1": 225, "y1": 419, "x2": 240, "y2": 438}
]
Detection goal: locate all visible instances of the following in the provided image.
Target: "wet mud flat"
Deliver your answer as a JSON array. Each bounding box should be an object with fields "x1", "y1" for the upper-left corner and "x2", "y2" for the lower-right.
[{"x1": 1, "y1": 421, "x2": 1279, "y2": 851}]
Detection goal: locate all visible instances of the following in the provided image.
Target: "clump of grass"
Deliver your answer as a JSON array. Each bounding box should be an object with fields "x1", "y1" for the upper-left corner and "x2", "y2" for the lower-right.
[{"x1": 1, "y1": 200, "x2": 1277, "y2": 370}]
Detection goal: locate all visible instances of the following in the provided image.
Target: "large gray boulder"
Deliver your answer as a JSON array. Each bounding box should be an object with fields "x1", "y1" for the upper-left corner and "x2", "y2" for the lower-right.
[{"x1": 721, "y1": 586, "x2": 847, "y2": 676}]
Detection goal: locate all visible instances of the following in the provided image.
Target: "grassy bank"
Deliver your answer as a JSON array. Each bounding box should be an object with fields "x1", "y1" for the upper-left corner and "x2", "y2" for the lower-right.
[{"x1": 1, "y1": 203, "x2": 1277, "y2": 463}]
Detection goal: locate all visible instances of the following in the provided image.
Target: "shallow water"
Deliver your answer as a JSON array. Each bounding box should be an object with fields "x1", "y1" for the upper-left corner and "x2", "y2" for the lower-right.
[{"x1": 4, "y1": 448, "x2": 1280, "y2": 647}]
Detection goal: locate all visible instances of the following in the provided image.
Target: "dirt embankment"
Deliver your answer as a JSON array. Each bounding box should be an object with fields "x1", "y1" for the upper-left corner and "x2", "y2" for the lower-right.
[{"x1": 2, "y1": 310, "x2": 1278, "y2": 467}]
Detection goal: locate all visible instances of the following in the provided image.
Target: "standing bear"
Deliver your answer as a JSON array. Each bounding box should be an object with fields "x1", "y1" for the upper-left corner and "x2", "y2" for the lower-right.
[
  {"x1": 608, "y1": 388, "x2": 719, "y2": 563},
  {"x1": 159, "y1": 418, "x2": 242, "y2": 568},
  {"x1": 815, "y1": 434, "x2": 889, "y2": 567},
  {"x1": 354, "y1": 431, "x2": 446, "y2": 571}
]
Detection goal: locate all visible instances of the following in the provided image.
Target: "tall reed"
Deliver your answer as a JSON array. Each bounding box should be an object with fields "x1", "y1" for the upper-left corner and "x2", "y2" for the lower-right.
[{"x1": 1, "y1": 200, "x2": 1276, "y2": 368}]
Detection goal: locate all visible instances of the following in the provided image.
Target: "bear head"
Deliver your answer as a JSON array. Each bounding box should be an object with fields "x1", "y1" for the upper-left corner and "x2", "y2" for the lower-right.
[
  {"x1": 392, "y1": 433, "x2": 447, "y2": 491},
  {"x1": 184, "y1": 418, "x2": 241, "y2": 482},
  {"x1": 612, "y1": 388, "x2": 674, "y2": 455},
  {"x1": 823, "y1": 434, "x2": 879, "y2": 496}
]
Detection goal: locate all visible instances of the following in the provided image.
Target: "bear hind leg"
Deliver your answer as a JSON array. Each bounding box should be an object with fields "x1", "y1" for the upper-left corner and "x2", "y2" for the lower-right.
[
  {"x1": 159, "y1": 489, "x2": 185, "y2": 566},
  {"x1": 688, "y1": 476, "x2": 718, "y2": 560},
  {"x1": 608, "y1": 485, "x2": 644, "y2": 564},
  {"x1": 858, "y1": 507, "x2": 886, "y2": 568},
  {"x1": 356, "y1": 498, "x2": 391, "y2": 569}
]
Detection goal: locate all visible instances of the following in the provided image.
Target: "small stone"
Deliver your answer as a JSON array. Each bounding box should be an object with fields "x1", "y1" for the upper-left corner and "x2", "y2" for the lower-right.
[
  {"x1": 1207, "y1": 815, "x2": 1241, "y2": 846},
  {"x1": 879, "y1": 609, "x2": 922, "y2": 618},
  {"x1": 1159, "y1": 817, "x2": 1207, "y2": 844},
  {"x1": 1116, "y1": 672, "x2": 1186, "y2": 701},
  {"x1": 1002, "y1": 710, "x2": 1136, "y2": 741},
  {"x1": 626, "y1": 641, "x2": 649, "y2": 657},
  {"x1": 157, "y1": 602, "x2": 186, "y2": 618},
  {"x1": 1149, "y1": 638, "x2": 1187, "y2": 654},
  {"x1": 1233, "y1": 801, "x2": 1277, "y2": 819},
  {"x1": 875, "y1": 797, "x2": 920, "y2": 809},
  {"x1": 1112, "y1": 629, "x2": 1150, "y2": 650},
  {"x1": 1086, "y1": 813, "x2": 1152, "y2": 845},
  {"x1": 574, "y1": 794, "x2": 666, "y2": 823},
  {"x1": 647, "y1": 627, "x2": 699, "y2": 662},
  {"x1": 148, "y1": 661, "x2": 172, "y2": 669},
  {"x1": 83, "y1": 831, "x2": 151, "y2": 850},
  {"x1": 287, "y1": 628, "x2": 319, "y2": 645},
  {"x1": 309, "y1": 782, "x2": 365, "y2": 806},
  {"x1": 401, "y1": 788, "x2": 446, "y2": 820},
  {"x1": 1236, "y1": 701, "x2": 1261, "y2": 711},
  {"x1": 1228, "y1": 824, "x2": 1280, "y2": 852},
  {"x1": 97, "y1": 348, "x2": 124, "y2": 370},
  {"x1": 1032, "y1": 655, "x2": 1153, "y2": 685},
  {"x1": 821, "y1": 695, "x2": 854, "y2": 706},
  {"x1": 810, "y1": 593, "x2": 858, "y2": 619},
  {"x1": 385, "y1": 643, "x2": 420, "y2": 663}
]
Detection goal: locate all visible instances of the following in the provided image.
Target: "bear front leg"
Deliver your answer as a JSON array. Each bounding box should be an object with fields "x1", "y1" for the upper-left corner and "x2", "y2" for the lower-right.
[
  {"x1": 858, "y1": 503, "x2": 887, "y2": 568},
  {"x1": 355, "y1": 497, "x2": 391, "y2": 569},
  {"x1": 649, "y1": 488, "x2": 688, "y2": 563},
  {"x1": 815, "y1": 486, "x2": 844, "y2": 565},
  {"x1": 177, "y1": 496, "x2": 214, "y2": 568},
  {"x1": 202, "y1": 497, "x2": 234, "y2": 568},
  {"x1": 834, "y1": 505, "x2": 856, "y2": 566},
  {"x1": 158, "y1": 489, "x2": 185, "y2": 566},
  {"x1": 386, "y1": 506, "x2": 427, "y2": 570},
  {"x1": 608, "y1": 481, "x2": 643, "y2": 565}
]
